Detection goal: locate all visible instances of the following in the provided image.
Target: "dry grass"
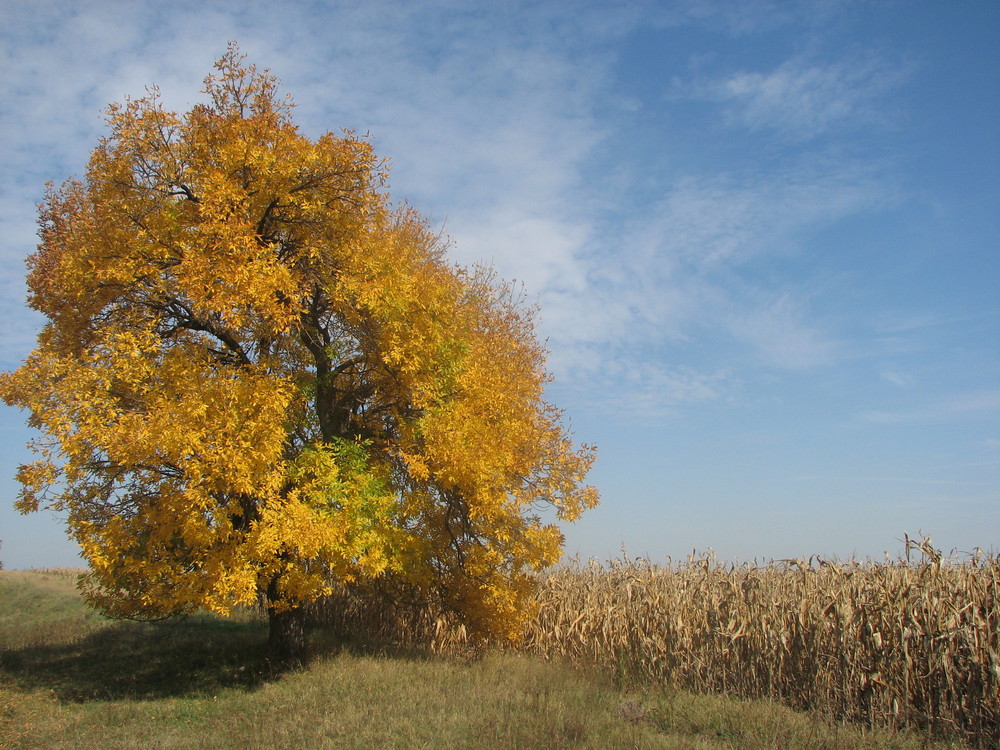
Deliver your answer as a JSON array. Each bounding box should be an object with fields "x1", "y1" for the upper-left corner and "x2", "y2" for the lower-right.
[
  {"x1": 521, "y1": 537, "x2": 998, "y2": 749},
  {"x1": 0, "y1": 569, "x2": 972, "y2": 749},
  {"x1": 306, "y1": 536, "x2": 996, "y2": 747},
  {"x1": 4, "y1": 535, "x2": 994, "y2": 747}
]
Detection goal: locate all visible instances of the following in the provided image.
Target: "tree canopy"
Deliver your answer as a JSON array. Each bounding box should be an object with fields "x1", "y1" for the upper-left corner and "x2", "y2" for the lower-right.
[{"x1": 0, "y1": 46, "x2": 597, "y2": 659}]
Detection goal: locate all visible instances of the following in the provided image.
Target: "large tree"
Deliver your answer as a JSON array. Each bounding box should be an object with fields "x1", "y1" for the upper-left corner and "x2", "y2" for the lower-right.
[{"x1": 0, "y1": 46, "x2": 597, "y2": 661}]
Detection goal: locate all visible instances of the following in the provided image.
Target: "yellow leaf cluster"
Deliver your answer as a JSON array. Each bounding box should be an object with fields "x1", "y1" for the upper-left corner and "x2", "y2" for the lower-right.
[{"x1": 0, "y1": 46, "x2": 598, "y2": 640}]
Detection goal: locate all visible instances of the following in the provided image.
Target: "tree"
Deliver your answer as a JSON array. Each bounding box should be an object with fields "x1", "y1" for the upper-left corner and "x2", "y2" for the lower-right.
[{"x1": 0, "y1": 45, "x2": 597, "y2": 662}]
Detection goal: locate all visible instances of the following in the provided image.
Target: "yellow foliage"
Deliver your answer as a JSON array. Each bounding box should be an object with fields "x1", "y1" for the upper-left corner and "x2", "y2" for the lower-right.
[{"x1": 0, "y1": 45, "x2": 597, "y2": 641}]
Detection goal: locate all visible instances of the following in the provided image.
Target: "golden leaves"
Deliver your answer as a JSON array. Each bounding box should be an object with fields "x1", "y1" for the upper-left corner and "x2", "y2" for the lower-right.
[{"x1": 1, "y1": 46, "x2": 598, "y2": 641}]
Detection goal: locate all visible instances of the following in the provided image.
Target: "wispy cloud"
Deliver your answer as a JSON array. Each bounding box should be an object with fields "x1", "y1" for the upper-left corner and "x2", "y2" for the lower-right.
[
  {"x1": 793, "y1": 474, "x2": 991, "y2": 488},
  {"x1": 861, "y1": 389, "x2": 1000, "y2": 424},
  {"x1": 635, "y1": 161, "x2": 895, "y2": 267},
  {"x1": 879, "y1": 369, "x2": 917, "y2": 388},
  {"x1": 726, "y1": 293, "x2": 841, "y2": 369},
  {"x1": 650, "y1": 0, "x2": 847, "y2": 37},
  {"x1": 692, "y1": 53, "x2": 912, "y2": 140},
  {"x1": 570, "y1": 360, "x2": 735, "y2": 419},
  {"x1": 0, "y1": 2, "x2": 617, "y2": 359},
  {"x1": 0, "y1": 1, "x2": 927, "y2": 421},
  {"x1": 566, "y1": 160, "x2": 895, "y2": 377}
]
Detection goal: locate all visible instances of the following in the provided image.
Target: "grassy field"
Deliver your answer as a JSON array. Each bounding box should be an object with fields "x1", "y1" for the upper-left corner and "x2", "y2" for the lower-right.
[{"x1": 0, "y1": 568, "x2": 980, "y2": 749}]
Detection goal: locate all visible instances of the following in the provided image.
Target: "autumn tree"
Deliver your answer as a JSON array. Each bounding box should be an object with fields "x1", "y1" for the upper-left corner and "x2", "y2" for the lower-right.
[{"x1": 0, "y1": 46, "x2": 597, "y2": 662}]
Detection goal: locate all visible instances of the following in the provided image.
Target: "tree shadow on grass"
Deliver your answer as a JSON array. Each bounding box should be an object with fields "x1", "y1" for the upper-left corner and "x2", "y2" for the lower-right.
[
  {"x1": 0, "y1": 613, "x2": 281, "y2": 702},
  {"x1": 0, "y1": 602, "x2": 448, "y2": 705}
]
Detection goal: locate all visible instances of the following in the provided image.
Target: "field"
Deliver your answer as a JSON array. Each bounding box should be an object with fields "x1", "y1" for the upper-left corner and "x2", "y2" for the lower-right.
[
  {"x1": 1, "y1": 545, "x2": 994, "y2": 749},
  {"x1": 524, "y1": 545, "x2": 999, "y2": 748}
]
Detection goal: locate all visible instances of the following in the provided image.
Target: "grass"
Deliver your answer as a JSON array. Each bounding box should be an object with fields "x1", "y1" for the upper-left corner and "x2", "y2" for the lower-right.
[{"x1": 0, "y1": 569, "x2": 975, "y2": 749}]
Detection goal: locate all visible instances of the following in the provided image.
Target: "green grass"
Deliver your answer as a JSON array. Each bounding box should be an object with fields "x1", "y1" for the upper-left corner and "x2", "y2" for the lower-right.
[{"x1": 0, "y1": 570, "x2": 971, "y2": 749}]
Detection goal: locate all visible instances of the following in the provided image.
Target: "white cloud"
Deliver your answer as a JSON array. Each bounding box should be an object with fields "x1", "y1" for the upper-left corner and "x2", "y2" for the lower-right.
[
  {"x1": 575, "y1": 162, "x2": 892, "y2": 373},
  {"x1": 626, "y1": 156, "x2": 898, "y2": 276},
  {"x1": 450, "y1": 210, "x2": 591, "y2": 295},
  {"x1": 690, "y1": 53, "x2": 911, "y2": 140},
  {"x1": 0, "y1": 1, "x2": 618, "y2": 363},
  {"x1": 0, "y1": 0, "x2": 917, "y2": 419}
]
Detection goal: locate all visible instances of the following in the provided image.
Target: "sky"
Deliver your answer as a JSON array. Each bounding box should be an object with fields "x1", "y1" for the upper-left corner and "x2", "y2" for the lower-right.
[{"x1": 0, "y1": 0, "x2": 997, "y2": 569}]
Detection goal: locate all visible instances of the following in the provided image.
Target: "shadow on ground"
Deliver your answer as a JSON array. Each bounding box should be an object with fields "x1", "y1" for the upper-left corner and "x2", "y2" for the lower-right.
[
  {"x1": 0, "y1": 587, "x2": 446, "y2": 705},
  {"x1": 0, "y1": 614, "x2": 283, "y2": 702}
]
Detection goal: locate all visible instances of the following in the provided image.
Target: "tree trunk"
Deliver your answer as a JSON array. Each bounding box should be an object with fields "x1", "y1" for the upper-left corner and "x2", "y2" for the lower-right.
[{"x1": 267, "y1": 604, "x2": 308, "y2": 664}]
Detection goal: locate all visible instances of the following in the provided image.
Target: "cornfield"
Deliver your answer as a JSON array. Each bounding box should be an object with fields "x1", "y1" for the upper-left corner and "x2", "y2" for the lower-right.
[
  {"x1": 524, "y1": 537, "x2": 998, "y2": 749},
  {"x1": 317, "y1": 536, "x2": 998, "y2": 748}
]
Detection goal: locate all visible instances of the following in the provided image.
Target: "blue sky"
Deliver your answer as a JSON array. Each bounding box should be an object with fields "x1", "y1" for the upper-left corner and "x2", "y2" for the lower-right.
[{"x1": 1, "y1": 1, "x2": 997, "y2": 568}]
